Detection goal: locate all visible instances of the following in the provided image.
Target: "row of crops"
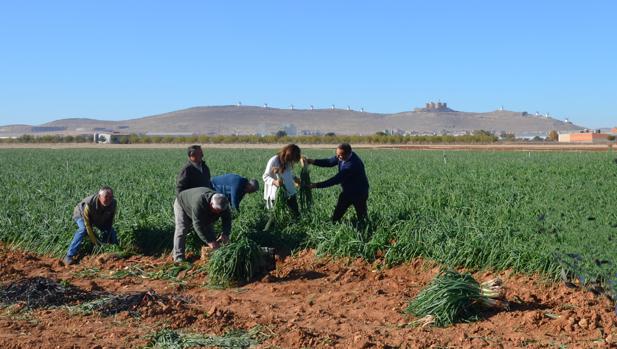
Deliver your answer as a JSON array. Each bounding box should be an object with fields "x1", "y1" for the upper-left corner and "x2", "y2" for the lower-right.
[{"x1": 1, "y1": 148, "x2": 617, "y2": 290}]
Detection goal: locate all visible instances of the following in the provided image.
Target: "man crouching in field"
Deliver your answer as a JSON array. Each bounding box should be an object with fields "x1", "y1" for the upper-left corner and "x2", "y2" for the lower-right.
[
  {"x1": 173, "y1": 187, "x2": 232, "y2": 262},
  {"x1": 63, "y1": 186, "x2": 118, "y2": 265}
]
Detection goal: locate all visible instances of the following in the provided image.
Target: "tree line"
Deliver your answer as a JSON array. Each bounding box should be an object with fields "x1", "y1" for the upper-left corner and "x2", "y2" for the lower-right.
[{"x1": 0, "y1": 132, "x2": 504, "y2": 144}]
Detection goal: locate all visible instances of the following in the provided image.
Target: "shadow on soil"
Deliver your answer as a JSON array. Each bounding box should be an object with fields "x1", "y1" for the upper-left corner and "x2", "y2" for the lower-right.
[
  {"x1": 478, "y1": 298, "x2": 551, "y2": 322},
  {"x1": 508, "y1": 299, "x2": 551, "y2": 312},
  {"x1": 130, "y1": 224, "x2": 174, "y2": 256},
  {"x1": 270, "y1": 269, "x2": 327, "y2": 283}
]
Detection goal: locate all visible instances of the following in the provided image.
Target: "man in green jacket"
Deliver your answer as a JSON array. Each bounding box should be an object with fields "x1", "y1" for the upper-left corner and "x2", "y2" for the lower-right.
[
  {"x1": 173, "y1": 187, "x2": 232, "y2": 262},
  {"x1": 63, "y1": 186, "x2": 117, "y2": 265}
]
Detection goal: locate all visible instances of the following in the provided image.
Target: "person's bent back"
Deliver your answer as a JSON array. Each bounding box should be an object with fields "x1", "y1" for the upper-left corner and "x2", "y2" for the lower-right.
[
  {"x1": 173, "y1": 187, "x2": 232, "y2": 262},
  {"x1": 211, "y1": 173, "x2": 259, "y2": 211}
]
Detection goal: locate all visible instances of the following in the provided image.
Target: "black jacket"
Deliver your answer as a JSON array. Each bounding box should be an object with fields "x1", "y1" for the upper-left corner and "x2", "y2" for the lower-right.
[{"x1": 176, "y1": 161, "x2": 212, "y2": 195}]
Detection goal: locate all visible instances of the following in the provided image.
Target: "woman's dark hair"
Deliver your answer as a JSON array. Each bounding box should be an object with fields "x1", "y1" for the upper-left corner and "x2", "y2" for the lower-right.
[{"x1": 277, "y1": 144, "x2": 301, "y2": 170}]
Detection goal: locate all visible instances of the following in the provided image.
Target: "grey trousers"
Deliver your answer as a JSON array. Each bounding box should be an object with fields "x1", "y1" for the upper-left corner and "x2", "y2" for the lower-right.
[{"x1": 173, "y1": 198, "x2": 214, "y2": 261}]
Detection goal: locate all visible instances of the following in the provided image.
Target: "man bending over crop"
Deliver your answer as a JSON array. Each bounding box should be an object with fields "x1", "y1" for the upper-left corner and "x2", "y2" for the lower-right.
[
  {"x1": 173, "y1": 187, "x2": 232, "y2": 262},
  {"x1": 211, "y1": 174, "x2": 259, "y2": 211},
  {"x1": 304, "y1": 143, "x2": 370, "y2": 223},
  {"x1": 63, "y1": 186, "x2": 117, "y2": 265}
]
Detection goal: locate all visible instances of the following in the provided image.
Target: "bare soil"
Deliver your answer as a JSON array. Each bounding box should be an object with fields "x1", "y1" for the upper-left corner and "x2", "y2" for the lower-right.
[{"x1": 1, "y1": 245, "x2": 616, "y2": 348}]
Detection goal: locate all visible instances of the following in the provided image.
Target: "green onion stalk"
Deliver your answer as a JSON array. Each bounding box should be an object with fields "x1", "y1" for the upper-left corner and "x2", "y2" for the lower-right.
[{"x1": 264, "y1": 174, "x2": 290, "y2": 231}]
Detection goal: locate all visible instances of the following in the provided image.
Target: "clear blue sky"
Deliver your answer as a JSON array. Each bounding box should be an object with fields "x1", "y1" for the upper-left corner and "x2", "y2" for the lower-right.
[{"x1": 1, "y1": 1, "x2": 615, "y2": 128}]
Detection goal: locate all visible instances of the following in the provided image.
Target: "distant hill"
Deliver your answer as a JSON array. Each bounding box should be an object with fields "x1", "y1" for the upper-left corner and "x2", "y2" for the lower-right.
[{"x1": 0, "y1": 105, "x2": 583, "y2": 137}]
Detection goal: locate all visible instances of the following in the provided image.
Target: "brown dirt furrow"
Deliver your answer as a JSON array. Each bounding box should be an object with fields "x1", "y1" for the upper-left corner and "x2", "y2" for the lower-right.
[{"x1": 0, "y1": 246, "x2": 615, "y2": 348}]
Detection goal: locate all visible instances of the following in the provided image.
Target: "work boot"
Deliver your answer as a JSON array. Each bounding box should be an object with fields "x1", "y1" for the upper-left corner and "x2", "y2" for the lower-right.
[{"x1": 63, "y1": 255, "x2": 75, "y2": 266}]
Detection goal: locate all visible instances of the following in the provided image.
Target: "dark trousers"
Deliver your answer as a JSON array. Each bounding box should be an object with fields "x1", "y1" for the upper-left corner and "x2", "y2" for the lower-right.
[
  {"x1": 332, "y1": 192, "x2": 368, "y2": 222},
  {"x1": 287, "y1": 195, "x2": 300, "y2": 217}
]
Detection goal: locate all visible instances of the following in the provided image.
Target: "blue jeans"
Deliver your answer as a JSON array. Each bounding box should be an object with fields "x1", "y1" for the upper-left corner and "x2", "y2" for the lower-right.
[{"x1": 66, "y1": 218, "x2": 118, "y2": 257}]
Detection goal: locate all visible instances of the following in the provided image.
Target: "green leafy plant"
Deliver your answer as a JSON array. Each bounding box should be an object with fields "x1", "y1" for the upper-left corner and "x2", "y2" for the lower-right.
[
  {"x1": 207, "y1": 236, "x2": 264, "y2": 287},
  {"x1": 406, "y1": 270, "x2": 508, "y2": 327},
  {"x1": 144, "y1": 326, "x2": 268, "y2": 349},
  {"x1": 2, "y1": 148, "x2": 617, "y2": 298},
  {"x1": 263, "y1": 177, "x2": 291, "y2": 232}
]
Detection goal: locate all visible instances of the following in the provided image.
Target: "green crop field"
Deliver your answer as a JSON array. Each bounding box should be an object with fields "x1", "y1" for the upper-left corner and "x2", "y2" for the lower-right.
[{"x1": 1, "y1": 148, "x2": 616, "y2": 291}]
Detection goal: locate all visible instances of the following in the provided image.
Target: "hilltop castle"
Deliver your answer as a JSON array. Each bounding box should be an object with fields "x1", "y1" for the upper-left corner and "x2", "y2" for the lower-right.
[{"x1": 414, "y1": 101, "x2": 455, "y2": 113}]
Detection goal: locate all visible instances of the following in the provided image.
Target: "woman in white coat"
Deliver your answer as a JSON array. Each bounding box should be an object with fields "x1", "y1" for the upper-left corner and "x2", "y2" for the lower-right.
[{"x1": 262, "y1": 143, "x2": 301, "y2": 216}]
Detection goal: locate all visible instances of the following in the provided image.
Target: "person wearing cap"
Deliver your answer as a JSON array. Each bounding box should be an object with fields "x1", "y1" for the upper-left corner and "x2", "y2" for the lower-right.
[
  {"x1": 176, "y1": 144, "x2": 212, "y2": 195},
  {"x1": 173, "y1": 186, "x2": 232, "y2": 262},
  {"x1": 304, "y1": 143, "x2": 370, "y2": 223},
  {"x1": 211, "y1": 174, "x2": 259, "y2": 211},
  {"x1": 63, "y1": 186, "x2": 118, "y2": 265}
]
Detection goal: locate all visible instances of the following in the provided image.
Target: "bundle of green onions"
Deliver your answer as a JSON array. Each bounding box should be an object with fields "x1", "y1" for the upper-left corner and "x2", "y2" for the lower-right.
[
  {"x1": 298, "y1": 158, "x2": 313, "y2": 211},
  {"x1": 272, "y1": 179, "x2": 290, "y2": 217},
  {"x1": 207, "y1": 235, "x2": 264, "y2": 287},
  {"x1": 406, "y1": 270, "x2": 508, "y2": 327},
  {"x1": 263, "y1": 174, "x2": 290, "y2": 231}
]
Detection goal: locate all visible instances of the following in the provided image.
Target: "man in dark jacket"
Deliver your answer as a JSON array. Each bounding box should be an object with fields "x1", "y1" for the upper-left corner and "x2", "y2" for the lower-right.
[
  {"x1": 173, "y1": 187, "x2": 232, "y2": 262},
  {"x1": 211, "y1": 174, "x2": 259, "y2": 211},
  {"x1": 305, "y1": 143, "x2": 370, "y2": 223},
  {"x1": 63, "y1": 186, "x2": 117, "y2": 265},
  {"x1": 176, "y1": 145, "x2": 212, "y2": 195}
]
